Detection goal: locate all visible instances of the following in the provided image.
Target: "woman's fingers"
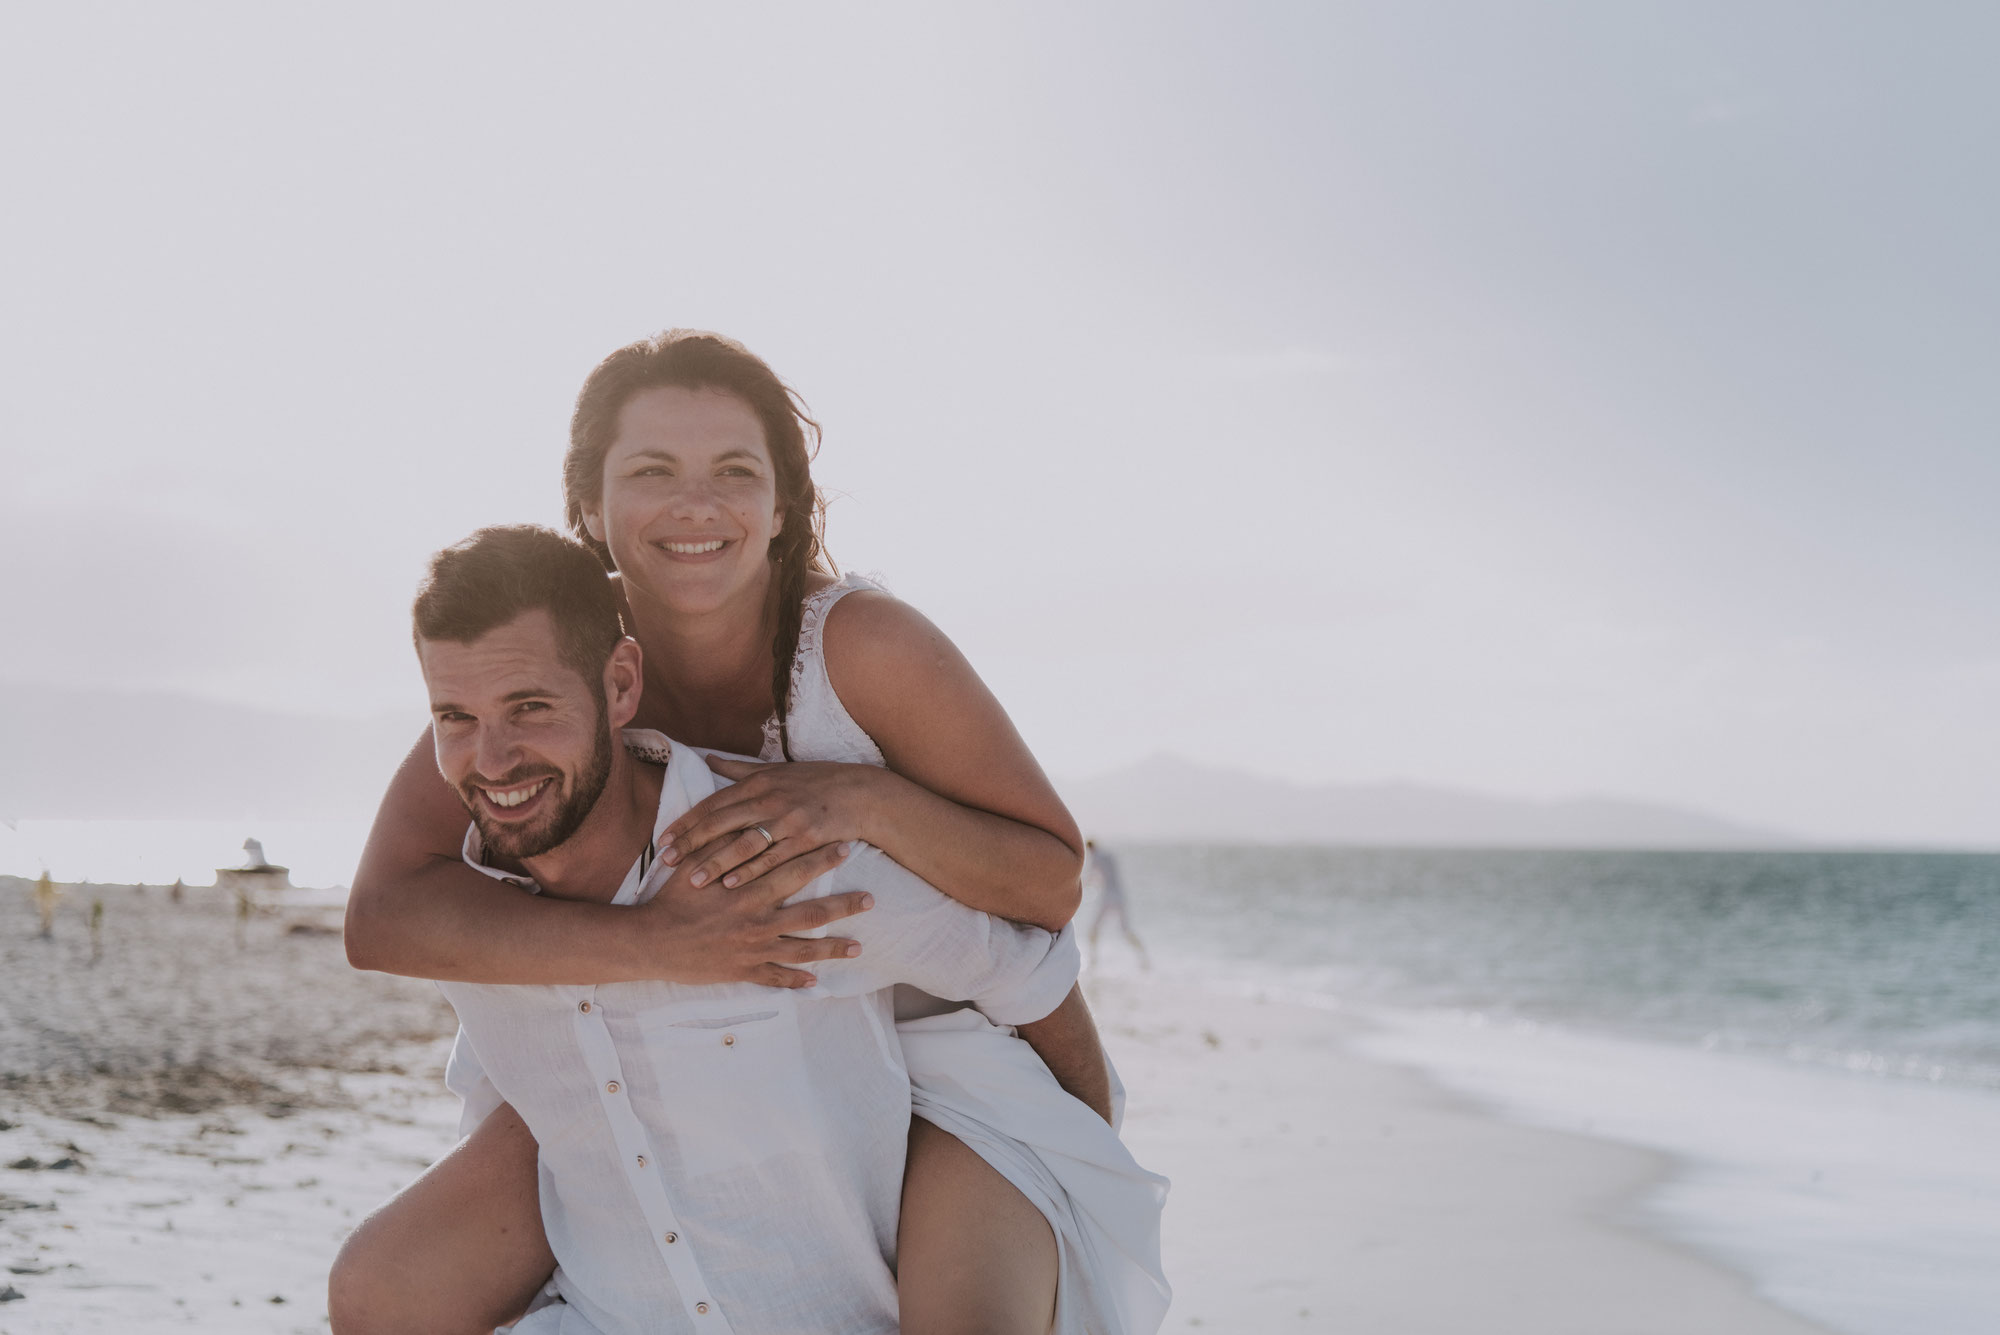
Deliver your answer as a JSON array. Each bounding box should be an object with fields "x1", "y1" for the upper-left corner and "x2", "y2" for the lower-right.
[
  {"x1": 741, "y1": 843, "x2": 855, "y2": 908},
  {"x1": 755, "y1": 963, "x2": 820, "y2": 989},
  {"x1": 684, "y1": 826, "x2": 780, "y2": 889},
  {"x1": 704, "y1": 755, "x2": 767, "y2": 781},
  {"x1": 659, "y1": 786, "x2": 756, "y2": 860},
  {"x1": 718, "y1": 834, "x2": 818, "y2": 890},
  {"x1": 772, "y1": 889, "x2": 873, "y2": 936},
  {"x1": 776, "y1": 933, "x2": 863, "y2": 964},
  {"x1": 662, "y1": 795, "x2": 775, "y2": 868}
]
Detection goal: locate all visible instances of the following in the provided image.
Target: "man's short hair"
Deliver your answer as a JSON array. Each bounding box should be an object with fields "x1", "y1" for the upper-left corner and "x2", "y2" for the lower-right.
[{"x1": 413, "y1": 525, "x2": 625, "y2": 690}]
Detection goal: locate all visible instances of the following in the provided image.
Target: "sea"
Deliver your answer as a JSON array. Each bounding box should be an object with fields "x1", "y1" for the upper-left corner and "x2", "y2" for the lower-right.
[
  {"x1": 1103, "y1": 844, "x2": 2000, "y2": 1335},
  {"x1": 7, "y1": 824, "x2": 1997, "y2": 1333}
]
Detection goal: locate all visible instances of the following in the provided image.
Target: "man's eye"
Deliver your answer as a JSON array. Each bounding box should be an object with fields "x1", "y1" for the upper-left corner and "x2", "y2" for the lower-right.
[{"x1": 516, "y1": 701, "x2": 550, "y2": 714}]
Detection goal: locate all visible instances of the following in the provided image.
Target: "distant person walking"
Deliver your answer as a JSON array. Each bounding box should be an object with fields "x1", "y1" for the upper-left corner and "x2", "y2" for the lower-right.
[{"x1": 1085, "y1": 839, "x2": 1150, "y2": 970}]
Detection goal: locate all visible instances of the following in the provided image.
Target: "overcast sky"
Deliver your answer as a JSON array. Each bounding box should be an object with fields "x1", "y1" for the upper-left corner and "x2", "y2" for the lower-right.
[{"x1": 3, "y1": 2, "x2": 1995, "y2": 845}]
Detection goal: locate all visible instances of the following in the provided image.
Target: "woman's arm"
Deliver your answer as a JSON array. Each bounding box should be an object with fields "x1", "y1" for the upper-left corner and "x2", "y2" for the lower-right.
[
  {"x1": 343, "y1": 731, "x2": 870, "y2": 986},
  {"x1": 667, "y1": 592, "x2": 1086, "y2": 933}
]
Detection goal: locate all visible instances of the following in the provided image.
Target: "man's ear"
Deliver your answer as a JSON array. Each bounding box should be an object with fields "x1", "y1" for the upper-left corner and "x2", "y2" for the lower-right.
[{"x1": 603, "y1": 637, "x2": 644, "y2": 730}]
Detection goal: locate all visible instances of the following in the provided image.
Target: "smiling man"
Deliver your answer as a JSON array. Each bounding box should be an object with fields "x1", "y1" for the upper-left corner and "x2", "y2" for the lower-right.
[{"x1": 393, "y1": 525, "x2": 1150, "y2": 1334}]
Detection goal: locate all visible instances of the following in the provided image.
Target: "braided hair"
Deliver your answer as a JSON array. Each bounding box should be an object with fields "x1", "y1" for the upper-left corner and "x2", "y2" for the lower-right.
[{"x1": 563, "y1": 330, "x2": 832, "y2": 760}]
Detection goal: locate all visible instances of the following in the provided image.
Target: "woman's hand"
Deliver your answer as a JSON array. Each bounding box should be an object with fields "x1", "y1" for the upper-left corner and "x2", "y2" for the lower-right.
[
  {"x1": 659, "y1": 758, "x2": 891, "y2": 890},
  {"x1": 633, "y1": 833, "x2": 872, "y2": 988}
]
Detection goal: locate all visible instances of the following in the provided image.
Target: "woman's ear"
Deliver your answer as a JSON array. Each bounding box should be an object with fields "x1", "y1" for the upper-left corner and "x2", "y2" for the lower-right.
[{"x1": 583, "y1": 507, "x2": 607, "y2": 544}]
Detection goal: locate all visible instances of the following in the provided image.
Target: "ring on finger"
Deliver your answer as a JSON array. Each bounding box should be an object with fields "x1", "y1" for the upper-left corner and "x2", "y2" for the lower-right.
[{"x1": 750, "y1": 823, "x2": 776, "y2": 849}]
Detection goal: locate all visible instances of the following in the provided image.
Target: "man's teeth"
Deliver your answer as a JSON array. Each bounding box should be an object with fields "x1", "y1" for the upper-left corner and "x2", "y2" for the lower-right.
[
  {"x1": 486, "y1": 780, "x2": 549, "y2": 809},
  {"x1": 662, "y1": 540, "x2": 726, "y2": 554}
]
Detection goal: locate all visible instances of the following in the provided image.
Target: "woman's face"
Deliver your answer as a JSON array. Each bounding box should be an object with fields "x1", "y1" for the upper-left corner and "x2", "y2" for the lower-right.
[{"x1": 584, "y1": 384, "x2": 784, "y2": 617}]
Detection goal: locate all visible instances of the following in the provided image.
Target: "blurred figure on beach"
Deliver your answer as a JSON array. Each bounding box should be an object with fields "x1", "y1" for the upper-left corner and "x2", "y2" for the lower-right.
[
  {"x1": 1085, "y1": 839, "x2": 1150, "y2": 971},
  {"x1": 34, "y1": 869, "x2": 61, "y2": 938}
]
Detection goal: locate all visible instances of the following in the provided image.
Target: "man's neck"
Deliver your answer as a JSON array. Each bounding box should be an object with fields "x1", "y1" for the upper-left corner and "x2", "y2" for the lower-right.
[{"x1": 519, "y1": 743, "x2": 666, "y2": 904}]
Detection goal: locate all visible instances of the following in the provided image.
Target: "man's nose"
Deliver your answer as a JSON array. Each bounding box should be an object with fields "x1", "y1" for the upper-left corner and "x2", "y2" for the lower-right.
[{"x1": 472, "y1": 724, "x2": 523, "y2": 779}]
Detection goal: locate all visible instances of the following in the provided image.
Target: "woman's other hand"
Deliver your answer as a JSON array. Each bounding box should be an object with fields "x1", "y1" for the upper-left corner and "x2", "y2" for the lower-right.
[
  {"x1": 659, "y1": 757, "x2": 889, "y2": 890},
  {"x1": 634, "y1": 833, "x2": 871, "y2": 988}
]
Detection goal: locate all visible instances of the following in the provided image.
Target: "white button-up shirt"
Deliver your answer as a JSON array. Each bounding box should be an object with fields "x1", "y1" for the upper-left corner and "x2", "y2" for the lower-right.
[{"x1": 439, "y1": 731, "x2": 1079, "y2": 1335}]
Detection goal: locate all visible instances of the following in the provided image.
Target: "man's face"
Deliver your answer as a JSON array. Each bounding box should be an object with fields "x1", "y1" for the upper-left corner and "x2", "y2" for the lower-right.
[{"x1": 418, "y1": 608, "x2": 614, "y2": 862}]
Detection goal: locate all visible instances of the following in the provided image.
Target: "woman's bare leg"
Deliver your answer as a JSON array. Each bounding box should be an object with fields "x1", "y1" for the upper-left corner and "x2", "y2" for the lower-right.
[
  {"x1": 897, "y1": 1118, "x2": 1058, "y2": 1335},
  {"x1": 327, "y1": 1102, "x2": 554, "y2": 1335}
]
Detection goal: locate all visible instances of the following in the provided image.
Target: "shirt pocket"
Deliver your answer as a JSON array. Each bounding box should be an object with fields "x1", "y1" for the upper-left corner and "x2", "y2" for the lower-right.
[{"x1": 639, "y1": 997, "x2": 817, "y2": 1180}]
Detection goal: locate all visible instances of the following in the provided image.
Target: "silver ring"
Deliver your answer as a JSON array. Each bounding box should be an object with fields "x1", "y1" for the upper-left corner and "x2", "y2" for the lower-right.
[{"x1": 750, "y1": 824, "x2": 776, "y2": 849}]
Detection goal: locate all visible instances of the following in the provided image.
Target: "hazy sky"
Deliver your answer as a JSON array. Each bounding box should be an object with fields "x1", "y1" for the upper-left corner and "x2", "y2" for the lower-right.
[{"x1": 3, "y1": 3, "x2": 1995, "y2": 844}]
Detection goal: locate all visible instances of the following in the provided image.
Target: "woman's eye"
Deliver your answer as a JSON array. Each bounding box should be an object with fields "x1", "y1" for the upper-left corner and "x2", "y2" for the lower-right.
[
  {"x1": 632, "y1": 466, "x2": 669, "y2": 478},
  {"x1": 720, "y1": 466, "x2": 756, "y2": 478}
]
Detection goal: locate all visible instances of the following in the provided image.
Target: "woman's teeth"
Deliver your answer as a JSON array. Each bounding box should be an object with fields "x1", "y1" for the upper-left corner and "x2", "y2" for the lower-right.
[
  {"x1": 661, "y1": 540, "x2": 726, "y2": 554},
  {"x1": 485, "y1": 779, "x2": 550, "y2": 809}
]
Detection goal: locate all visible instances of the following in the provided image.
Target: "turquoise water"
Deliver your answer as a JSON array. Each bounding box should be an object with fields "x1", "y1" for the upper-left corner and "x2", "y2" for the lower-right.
[
  {"x1": 1111, "y1": 846, "x2": 2000, "y2": 1090},
  {"x1": 1101, "y1": 846, "x2": 2000, "y2": 1335}
]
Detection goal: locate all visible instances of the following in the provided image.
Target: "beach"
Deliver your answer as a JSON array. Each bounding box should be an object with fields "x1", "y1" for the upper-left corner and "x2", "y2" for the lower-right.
[
  {"x1": 1089, "y1": 975, "x2": 1830, "y2": 1334},
  {"x1": 1, "y1": 875, "x2": 1847, "y2": 1334}
]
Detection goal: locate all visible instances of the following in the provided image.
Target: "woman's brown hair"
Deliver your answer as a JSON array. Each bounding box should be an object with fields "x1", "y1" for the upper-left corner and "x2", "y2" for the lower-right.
[{"x1": 563, "y1": 329, "x2": 832, "y2": 759}]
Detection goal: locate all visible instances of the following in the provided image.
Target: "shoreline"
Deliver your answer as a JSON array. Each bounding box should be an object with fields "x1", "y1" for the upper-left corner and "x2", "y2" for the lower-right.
[
  {"x1": 1088, "y1": 972, "x2": 1835, "y2": 1335},
  {"x1": 2, "y1": 878, "x2": 1846, "y2": 1332}
]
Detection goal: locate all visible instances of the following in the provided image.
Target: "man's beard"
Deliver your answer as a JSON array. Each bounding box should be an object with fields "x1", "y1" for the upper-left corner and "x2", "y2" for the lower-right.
[{"x1": 461, "y1": 715, "x2": 616, "y2": 862}]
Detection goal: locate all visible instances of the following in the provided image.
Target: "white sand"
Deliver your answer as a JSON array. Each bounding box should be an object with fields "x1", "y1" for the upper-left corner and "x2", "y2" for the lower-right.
[
  {"x1": 2, "y1": 879, "x2": 1830, "y2": 1333},
  {"x1": 1089, "y1": 974, "x2": 1831, "y2": 1334}
]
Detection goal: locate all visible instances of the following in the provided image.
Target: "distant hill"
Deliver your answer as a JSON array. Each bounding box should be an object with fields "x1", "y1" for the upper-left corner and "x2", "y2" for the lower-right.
[
  {"x1": 0, "y1": 684, "x2": 421, "y2": 821},
  {"x1": 4, "y1": 687, "x2": 1795, "y2": 847},
  {"x1": 1061, "y1": 754, "x2": 1796, "y2": 849}
]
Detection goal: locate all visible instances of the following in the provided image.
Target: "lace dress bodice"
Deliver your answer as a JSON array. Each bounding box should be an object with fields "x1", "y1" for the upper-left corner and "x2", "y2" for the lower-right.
[{"x1": 758, "y1": 572, "x2": 890, "y2": 767}]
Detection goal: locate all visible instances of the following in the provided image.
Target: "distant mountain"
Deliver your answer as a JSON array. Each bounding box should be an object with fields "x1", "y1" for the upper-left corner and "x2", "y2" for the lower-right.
[
  {"x1": 0, "y1": 684, "x2": 422, "y2": 820},
  {"x1": 1061, "y1": 754, "x2": 1797, "y2": 849},
  {"x1": 4, "y1": 687, "x2": 1796, "y2": 847}
]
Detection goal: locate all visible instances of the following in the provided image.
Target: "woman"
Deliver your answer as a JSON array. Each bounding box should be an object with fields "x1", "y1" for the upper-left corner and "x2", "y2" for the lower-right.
[{"x1": 332, "y1": 330, "x2": 1166, "y2": 1334}]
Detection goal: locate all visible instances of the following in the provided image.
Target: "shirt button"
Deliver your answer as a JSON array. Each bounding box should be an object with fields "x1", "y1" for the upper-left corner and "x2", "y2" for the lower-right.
[
  {"x1": 695, "y1": 1302, "x2": 709, "y2": 1314},
  {"x1": 605, "y1": 1080, "x2": 620, "y2": 1094},
  {"x1": 578, "y1": 1001, "x2": 592, "y2": 1013},
  {"x1": 722, "y1": 1034, "x2": 736, "y2": 1047},
  {"x1": 663, "y1": 1231, "x2": 677, "y2": 1244},
  {"x1": 635, "y1": 1154, "x2": 648, "y2": 1168}
]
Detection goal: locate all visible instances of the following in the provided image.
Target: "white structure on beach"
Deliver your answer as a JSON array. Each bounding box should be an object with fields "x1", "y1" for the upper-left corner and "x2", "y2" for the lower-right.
[{"x1": 215, "y1": 837, "x2": 292, "y2": 895}]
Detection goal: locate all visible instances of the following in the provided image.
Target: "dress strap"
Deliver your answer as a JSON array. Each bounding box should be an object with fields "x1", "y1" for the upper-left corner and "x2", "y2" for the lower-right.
[{"x1": 761, "y1": 571, "x2": 888, "y2": 761}]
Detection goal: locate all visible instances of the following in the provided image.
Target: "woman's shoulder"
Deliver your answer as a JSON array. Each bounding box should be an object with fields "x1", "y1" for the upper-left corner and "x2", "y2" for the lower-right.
[
  {"x1": 818, "y1": 581, "x2": 987, "y2": 742},
  {"x1": 818, "y1": 578, "x2": 945, "y2": 671}
]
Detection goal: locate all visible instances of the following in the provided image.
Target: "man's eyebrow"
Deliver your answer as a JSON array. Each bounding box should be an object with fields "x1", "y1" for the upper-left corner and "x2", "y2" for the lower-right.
[{"x1": 429, "y1": 687, "x2": 560, "y2": 712}]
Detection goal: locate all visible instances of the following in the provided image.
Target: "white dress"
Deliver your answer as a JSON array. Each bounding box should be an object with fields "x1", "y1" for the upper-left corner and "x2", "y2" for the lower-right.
[{"x1": 760, "y1": 573, "x2": 1171, "y2": 1335}]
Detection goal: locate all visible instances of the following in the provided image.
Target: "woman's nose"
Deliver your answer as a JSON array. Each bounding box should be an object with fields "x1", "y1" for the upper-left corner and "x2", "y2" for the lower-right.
[{"x1": 666, "y1": 476, "x2": 722, "y2": 518}]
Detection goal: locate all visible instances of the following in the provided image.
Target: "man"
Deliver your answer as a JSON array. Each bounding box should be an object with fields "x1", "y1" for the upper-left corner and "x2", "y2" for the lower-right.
[{"x1": 402, "y1": 526, "x2": 1153, "y2": 1333}]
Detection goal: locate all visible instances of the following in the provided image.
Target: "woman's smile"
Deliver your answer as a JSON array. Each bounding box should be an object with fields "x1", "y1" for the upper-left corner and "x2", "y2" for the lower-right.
[{"x1": 588, "y1": 385, "x2": 784, "y2": 612}]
